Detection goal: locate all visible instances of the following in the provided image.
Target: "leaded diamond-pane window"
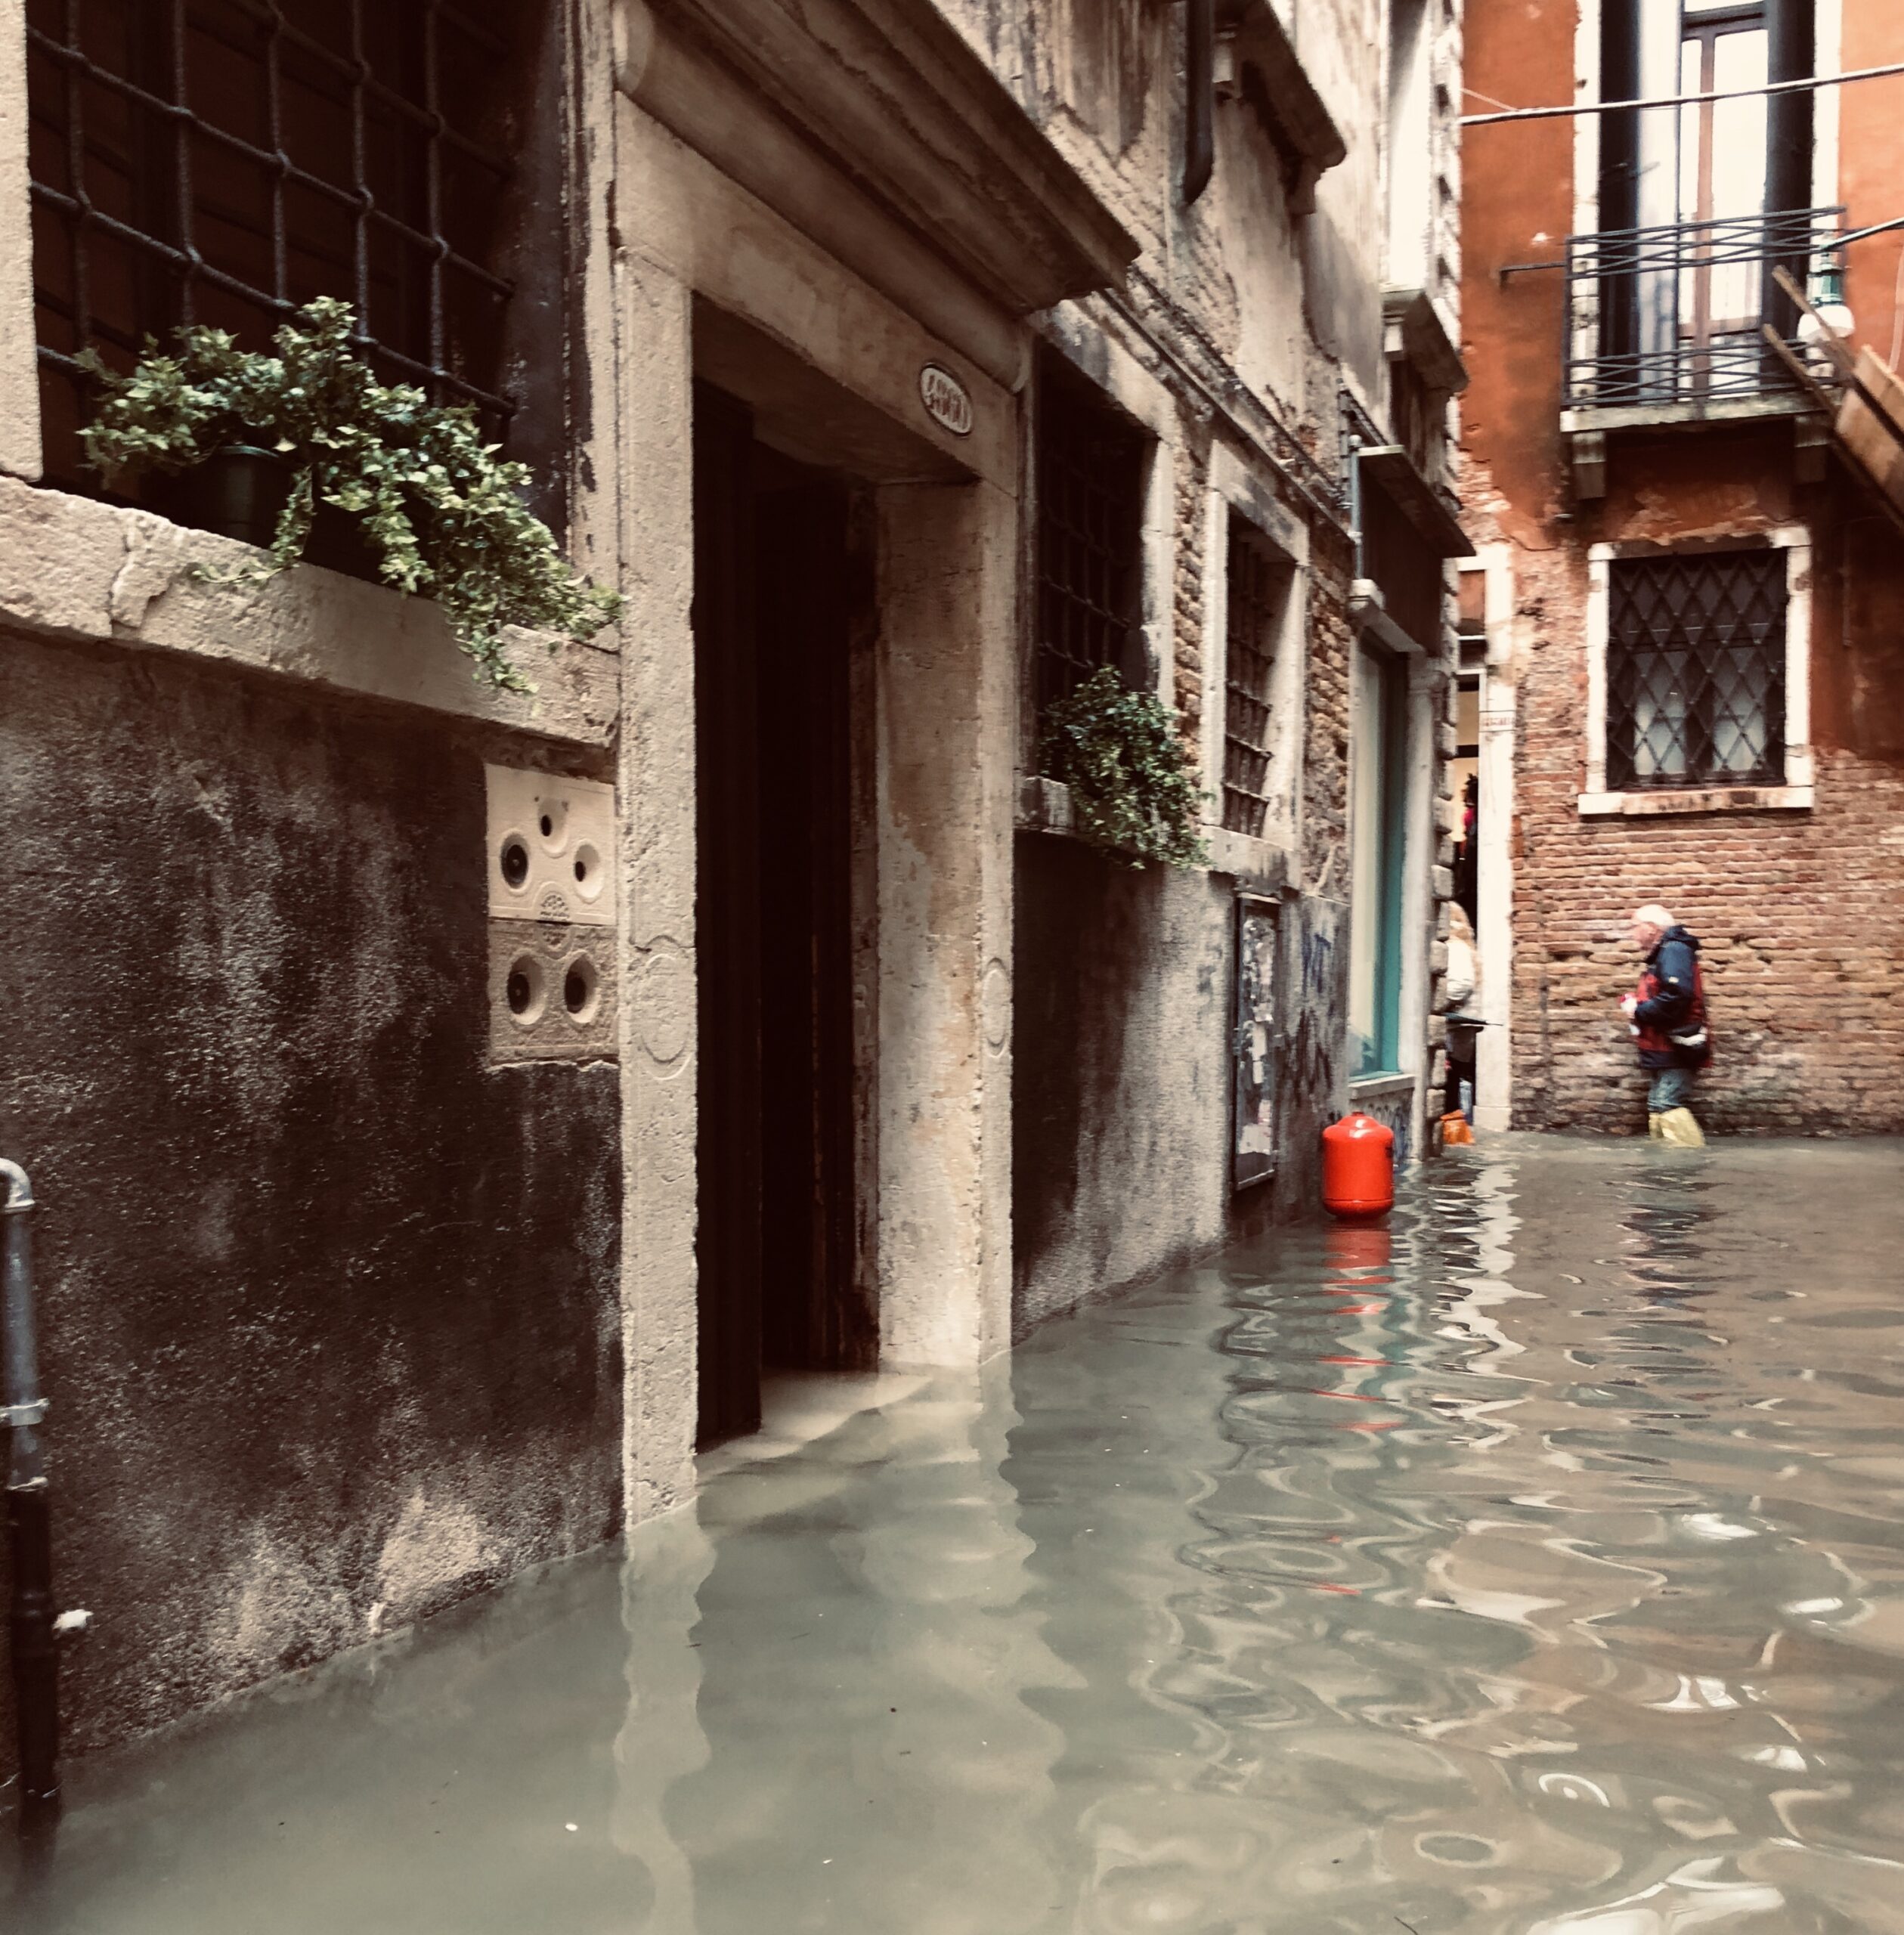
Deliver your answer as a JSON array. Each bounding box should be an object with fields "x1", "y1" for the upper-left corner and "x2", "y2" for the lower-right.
[
  {"x1": 1607, "y1": 550, "x2": 1786, "y2": 790},
  {"x1": 1221, "y1": 517, "x2": 1282, "y2": 837}
]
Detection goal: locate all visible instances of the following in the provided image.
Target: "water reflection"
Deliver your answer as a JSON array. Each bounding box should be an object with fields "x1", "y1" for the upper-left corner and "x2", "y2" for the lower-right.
[
  {"x1": 615, "y1": 1366, "x2": 1070, "y2": 1935},
  {"x1": 9, "y1": 1139, "x2": 1904, "y2": 1934}
]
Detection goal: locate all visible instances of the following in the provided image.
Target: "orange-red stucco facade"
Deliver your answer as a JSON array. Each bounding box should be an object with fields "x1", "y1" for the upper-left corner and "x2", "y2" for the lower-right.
[{"x1": 1457, "y1": 0, "x2": 1904, "y2": 1133}]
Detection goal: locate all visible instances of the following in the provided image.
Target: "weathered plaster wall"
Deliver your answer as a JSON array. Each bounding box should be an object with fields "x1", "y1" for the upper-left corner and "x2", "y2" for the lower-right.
[
  {"x1": 1011, "y1": 839, "x2": 1231, "y2": 1335},
  {"x1": 0, "y1": 629, "x2": 623, "y2": 1771},
  {"x1": 1837, "y1": 0, "x2": 1904, "y2": 401},
  {"x1": 996, "y1": 0, "x2": 1454, "y2": 1305},
  {"x1": 877, "y1": 478, "x2": 1017, "y2": 1366},
  {"x1": 1457, "y1": 0, "x2": 1574, "y2": 543}
]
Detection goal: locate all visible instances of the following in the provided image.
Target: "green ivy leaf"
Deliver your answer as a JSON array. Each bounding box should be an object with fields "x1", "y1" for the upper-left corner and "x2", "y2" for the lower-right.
[
  {"x1": 1039, "y1": 666, "x2": 1211, "y2": 872},
  {"x1": 75, "y1": 297, "x2": 618, "y2": 688}
]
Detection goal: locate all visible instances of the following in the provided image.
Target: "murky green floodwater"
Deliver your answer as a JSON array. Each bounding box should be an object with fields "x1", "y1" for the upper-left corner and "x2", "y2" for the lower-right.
[{"x1": 7, "y1": 1136, "x2": 1904, "y2": 1933}]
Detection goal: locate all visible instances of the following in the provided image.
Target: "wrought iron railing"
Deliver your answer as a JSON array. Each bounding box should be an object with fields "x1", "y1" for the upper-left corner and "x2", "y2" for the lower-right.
[
  {"x1": 1032, "y1": 361, "x2": 1147, "y2": 735},
  {"x1": 1563, "y1": 206, "x2": 1844, "y2": 411},
  {"x1": 26, "y1": 0, "x2": 519, "y2": 489},
  {"x1": 1220, "y1": 517, "x2": 1280, "y2": 837}
]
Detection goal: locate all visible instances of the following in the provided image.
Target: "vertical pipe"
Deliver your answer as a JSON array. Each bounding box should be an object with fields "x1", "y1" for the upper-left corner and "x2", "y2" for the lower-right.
[
  {"x1": 1184, "y1": 0, "x2": 1214, "y2": 204},
  {"x1": 1598, "y1": 0, "x2": 1641, "y2": 382},
  {"x1": 2, "y1": 1159, "x2": 59, "y2": 1810},
  {"x1": 171, "y1": 0, "x2": 195, "y2": 327},
  {"x1": 1763, "y1": 0, "x2": 1816, "y2": 351}
]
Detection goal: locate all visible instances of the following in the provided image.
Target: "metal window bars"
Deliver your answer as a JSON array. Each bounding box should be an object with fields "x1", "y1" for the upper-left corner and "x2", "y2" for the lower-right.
[
  {"x1": 1221, "y1": 517, "x2": 1280, "y2": 837},
  {"x1": 1606, "y1": 549, "x2": 1787, "y2": 790},
  {"x1": 1033, "y1": 367, "x2": 1147, "y2": 737},
  {"x1": 1563, "y1": 206, "x2": 1845, "y2": 411},
  {"x1": 26, "y1": 0, "x2": 518, "y2": 486}
]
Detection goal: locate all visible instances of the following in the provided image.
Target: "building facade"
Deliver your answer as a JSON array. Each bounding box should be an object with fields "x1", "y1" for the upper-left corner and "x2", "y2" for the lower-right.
[
  {"x1": 0, "y1": 0, "x2": 1463, "y2": 1774},
  {"x1": 1460, "y1": 0, "x2": 1904, "y2": 1134}
]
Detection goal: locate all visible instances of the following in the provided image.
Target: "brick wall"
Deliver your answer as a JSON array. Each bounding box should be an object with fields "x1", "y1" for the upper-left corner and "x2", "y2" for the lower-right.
[
  {"x1": 1171, "y1": 418, "x2": 1210, "y2": 745},
  {"x1": 1509, "y1": 562, "x2": 1904, "y2": 1135},
  {"x1": 1303, "y1": 529, "x2": 1356, "y2": 890}
]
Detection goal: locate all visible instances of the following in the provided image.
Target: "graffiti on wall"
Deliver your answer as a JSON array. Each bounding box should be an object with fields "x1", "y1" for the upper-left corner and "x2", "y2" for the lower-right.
[
  {"x1": 1356, "y1": 1085, "x2": 1415, "y2": 1169},
  {"x1": 1280, "y1": 896, "x2": 1348, "y2": 1139},
  {"x1": 1231, "y1": 898, "x2": 1278, "y2": 1191}
]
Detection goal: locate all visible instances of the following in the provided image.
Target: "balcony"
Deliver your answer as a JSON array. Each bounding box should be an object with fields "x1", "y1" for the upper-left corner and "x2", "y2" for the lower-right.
[{"x1": 1561, "y1": 207, "x2": 1844, "y2": 494}]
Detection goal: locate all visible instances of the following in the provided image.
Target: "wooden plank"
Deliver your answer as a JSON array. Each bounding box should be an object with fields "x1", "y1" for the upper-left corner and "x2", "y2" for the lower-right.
[
  {"x1": 1853, "y1": 345, "x2": 1904, "y2": 441},
  {"x1": 1760, "y1": 324, "x2": 1839, "y2": 412},
  {"x1": 1832, "y1": 392, "x2": 1904, "y2": 534}
]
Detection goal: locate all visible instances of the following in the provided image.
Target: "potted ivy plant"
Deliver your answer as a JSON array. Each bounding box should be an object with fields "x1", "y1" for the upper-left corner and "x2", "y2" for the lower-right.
[
  {"x1": 1039, "y1": 664, "x2": 1210, "y2": 869},
  {"x1": 77, "y1": 298, "x2": 618, "y2": 690}
]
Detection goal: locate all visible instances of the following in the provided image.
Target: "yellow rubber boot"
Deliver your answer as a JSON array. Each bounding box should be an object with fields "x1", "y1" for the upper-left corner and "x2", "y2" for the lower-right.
[
  {"x1": 1658, "y1": 1107, "x2": 1705, "y2": 1148},
  {"x1": 1648, "y1": 1113, "x2": 1664, "y2": 1141}
]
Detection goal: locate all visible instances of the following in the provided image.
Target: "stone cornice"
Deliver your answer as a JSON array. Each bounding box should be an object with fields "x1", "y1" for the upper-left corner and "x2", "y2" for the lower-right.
[
  {"x1": 1217, "y1": 0, "x2": 1348, "y2": 212},
  {"x1": 617, "y1": 0, "x2": 1138, "y2": 322}
]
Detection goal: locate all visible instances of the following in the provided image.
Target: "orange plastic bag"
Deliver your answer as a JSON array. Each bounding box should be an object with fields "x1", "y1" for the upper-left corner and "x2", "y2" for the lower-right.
[{"x1": 1440, "y1": 1110, "x2": 1474, "y2": 1147}]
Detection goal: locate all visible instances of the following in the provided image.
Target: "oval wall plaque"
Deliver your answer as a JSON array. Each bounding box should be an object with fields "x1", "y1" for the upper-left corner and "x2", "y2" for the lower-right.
[{"x1": 918, "y1": 363, "x2": 974, "y2": 437}]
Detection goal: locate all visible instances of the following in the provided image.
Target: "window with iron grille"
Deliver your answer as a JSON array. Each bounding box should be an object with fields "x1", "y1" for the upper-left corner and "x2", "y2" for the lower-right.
[
  {"x1": 1221, "y1": 515, "x2": 1283, "y2": 837},
  {"x1": 1607, "y1": 550, "x2": 1786, "y2": 789},
  {"x1": 26, "y1": 0, "x2": 550, "y2": 498},
  {"x1": 1033, "y1": 357, "x2": 1147, "y2": 748}
]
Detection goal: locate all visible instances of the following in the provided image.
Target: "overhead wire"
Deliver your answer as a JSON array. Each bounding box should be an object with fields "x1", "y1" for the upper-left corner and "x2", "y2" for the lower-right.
[{"x1": 1460, "y1": 60, "x2": 1904, "y2": 128}]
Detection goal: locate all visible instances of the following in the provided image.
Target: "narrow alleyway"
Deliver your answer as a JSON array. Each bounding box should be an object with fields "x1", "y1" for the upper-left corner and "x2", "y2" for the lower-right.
[{"x1": 6, "y1": 1138, "x2": 1903, "y2": 1934}]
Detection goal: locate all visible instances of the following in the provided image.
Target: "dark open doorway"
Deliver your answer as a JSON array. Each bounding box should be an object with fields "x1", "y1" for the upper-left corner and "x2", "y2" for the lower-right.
[{"x1": 692, "y1": 382, "x2": 871, "y2": 1450}]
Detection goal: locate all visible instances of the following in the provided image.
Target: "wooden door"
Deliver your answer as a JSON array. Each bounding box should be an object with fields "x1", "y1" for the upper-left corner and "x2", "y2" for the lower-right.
[{"x1": 692, "y1": 383, "x2": 763, "y2": 1448}]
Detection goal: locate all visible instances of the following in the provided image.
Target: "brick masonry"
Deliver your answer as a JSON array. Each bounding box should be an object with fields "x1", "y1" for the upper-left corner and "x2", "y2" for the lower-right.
[
  {"x1": 1507, "y1": 559, "x2": 1904, "y2": 1137},
  {"x1": 1459, "y1": 0, "x2": 1904, "y2": 1143}
]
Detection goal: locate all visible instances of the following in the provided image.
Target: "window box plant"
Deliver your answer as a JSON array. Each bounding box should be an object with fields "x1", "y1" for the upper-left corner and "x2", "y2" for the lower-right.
[
  {"x1": 1039, "y1": 665, "x2": 1210, "y2": 869},
  {"x1": 77, "y1": 298, "x2": 618, "y2": 689}
]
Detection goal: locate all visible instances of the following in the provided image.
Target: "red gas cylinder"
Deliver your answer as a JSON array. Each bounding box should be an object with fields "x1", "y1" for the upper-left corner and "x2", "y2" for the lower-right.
[{"x1": 1322, "y1": 1111, "x2": 1395, "y2": 1218}]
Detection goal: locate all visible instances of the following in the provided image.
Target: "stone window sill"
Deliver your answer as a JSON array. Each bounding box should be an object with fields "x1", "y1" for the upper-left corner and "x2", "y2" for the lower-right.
[
  {"x1": 1350, "y1": 1073, "x2": 1416, "y2": 1101},
  {"x1": 0, "y1": 475, "x2": 616, "y2": 746},
  {"x1": 1577, "y1": 784, "x2": 1814, "y2": 818},
  {"x1": 1016, "y1": 774, "x2": 1076, "y2": 834},
  {"x1": 1016, "y1": 778, "x2": 1293, "y2": 890},
  {"x1": 0, "y1": 478, "x2": 615, "y2": 747},
  {"x1": 1203, "y1": 823, "x2": 1292, "y2": 895}
]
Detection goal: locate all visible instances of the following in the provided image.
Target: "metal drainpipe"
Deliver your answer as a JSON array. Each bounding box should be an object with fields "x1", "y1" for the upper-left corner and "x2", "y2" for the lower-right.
[
  {"x1": 2, "y1": 1159, "x2": 62, "y2": 1810},
  {"x1": 1184, "y1": 0, "x2": 1215, "y2": 204}
]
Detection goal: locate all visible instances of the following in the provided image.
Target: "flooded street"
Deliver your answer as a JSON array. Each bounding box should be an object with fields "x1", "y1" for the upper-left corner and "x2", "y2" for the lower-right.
[{"x1": 8, "y1": 1136, "x2": 1904, "y2": 1934}]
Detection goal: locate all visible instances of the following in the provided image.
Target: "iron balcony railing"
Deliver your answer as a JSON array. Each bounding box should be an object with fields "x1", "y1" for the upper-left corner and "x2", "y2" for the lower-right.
[{"x1": 1563, "y1": 206, "x2": 1845, "y2": 412}]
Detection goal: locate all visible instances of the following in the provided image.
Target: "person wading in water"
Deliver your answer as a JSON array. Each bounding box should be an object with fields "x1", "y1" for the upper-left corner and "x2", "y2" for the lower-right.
[{"x1": 1621, "y1": 902, "x2": 1710, "y2": 1147}]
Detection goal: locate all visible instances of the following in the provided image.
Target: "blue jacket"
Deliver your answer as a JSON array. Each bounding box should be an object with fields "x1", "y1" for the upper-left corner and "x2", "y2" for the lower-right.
[{"x1": 1633, "y1": 926, "x2": 1701, "y2": 1069}]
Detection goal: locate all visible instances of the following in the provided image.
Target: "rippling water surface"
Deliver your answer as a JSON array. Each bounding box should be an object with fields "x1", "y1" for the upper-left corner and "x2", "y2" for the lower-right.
[{"x1": 8, "y1": 1137, "x2": 1904, "y2": 1933}]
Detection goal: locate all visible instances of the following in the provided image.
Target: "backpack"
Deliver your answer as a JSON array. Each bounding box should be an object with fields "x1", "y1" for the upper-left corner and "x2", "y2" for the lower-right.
[{"x1": 1668, "y1": 961, "x2": 1711, "y2": 1067}]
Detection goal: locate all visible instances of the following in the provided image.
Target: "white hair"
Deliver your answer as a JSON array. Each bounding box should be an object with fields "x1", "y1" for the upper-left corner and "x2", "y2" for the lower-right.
[{"x1": 1633, "y1": 902, "x2": 1674, "y2": 931}]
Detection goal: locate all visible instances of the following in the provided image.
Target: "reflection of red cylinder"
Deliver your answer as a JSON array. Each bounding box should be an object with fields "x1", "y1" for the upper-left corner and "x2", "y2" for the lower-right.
[
  {"x1": 1322, "y1": 1111, "x2": 1395, "y2": 1218},
  {"x1": 1324, "y1": 1221, "x2": 1393, "y2": 1271}
]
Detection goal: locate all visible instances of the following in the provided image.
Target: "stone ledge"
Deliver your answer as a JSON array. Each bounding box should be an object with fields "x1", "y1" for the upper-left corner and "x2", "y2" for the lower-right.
[
  {"x1": 1203, "y1": 824, "x2": 1292, "y2": 895},
  {"x1": 1349, "y1": 579, "x2": 1425, "y2": 658},
  {"x1": 0, "y1": 475, "x2": 619, "y2": 747},
  {"x1": 1577, "y1": 785, "x2": 1815, "y2": 818},
  {"x1": 1017, "y1": 779, "x2": 1293, "y2": 891},
  {"x1": 1350, "y1": 1072, "x2": 1416, "y2": 1102},
  {"x1": 1015, "y1": 774, "x2": 1076, "y2": 834}
]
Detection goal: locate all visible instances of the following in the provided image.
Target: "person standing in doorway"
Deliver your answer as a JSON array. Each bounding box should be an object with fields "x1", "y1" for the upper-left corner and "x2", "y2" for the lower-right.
[
  {"x1": 1621, "y1": 903, "x2": 1709, "y2": 1147},
  {"x1": 1454, "y1": 775, "x2": 1478, "y2": 929},
  {"x1": 1443, "y1": 903, "x2": 1481, "y2": 1128}
]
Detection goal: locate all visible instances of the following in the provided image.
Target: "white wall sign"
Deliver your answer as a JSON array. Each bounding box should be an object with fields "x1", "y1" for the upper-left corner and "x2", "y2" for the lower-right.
[{"x1": 918, "y1": 363, "x2": 974, "y2": 437}]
